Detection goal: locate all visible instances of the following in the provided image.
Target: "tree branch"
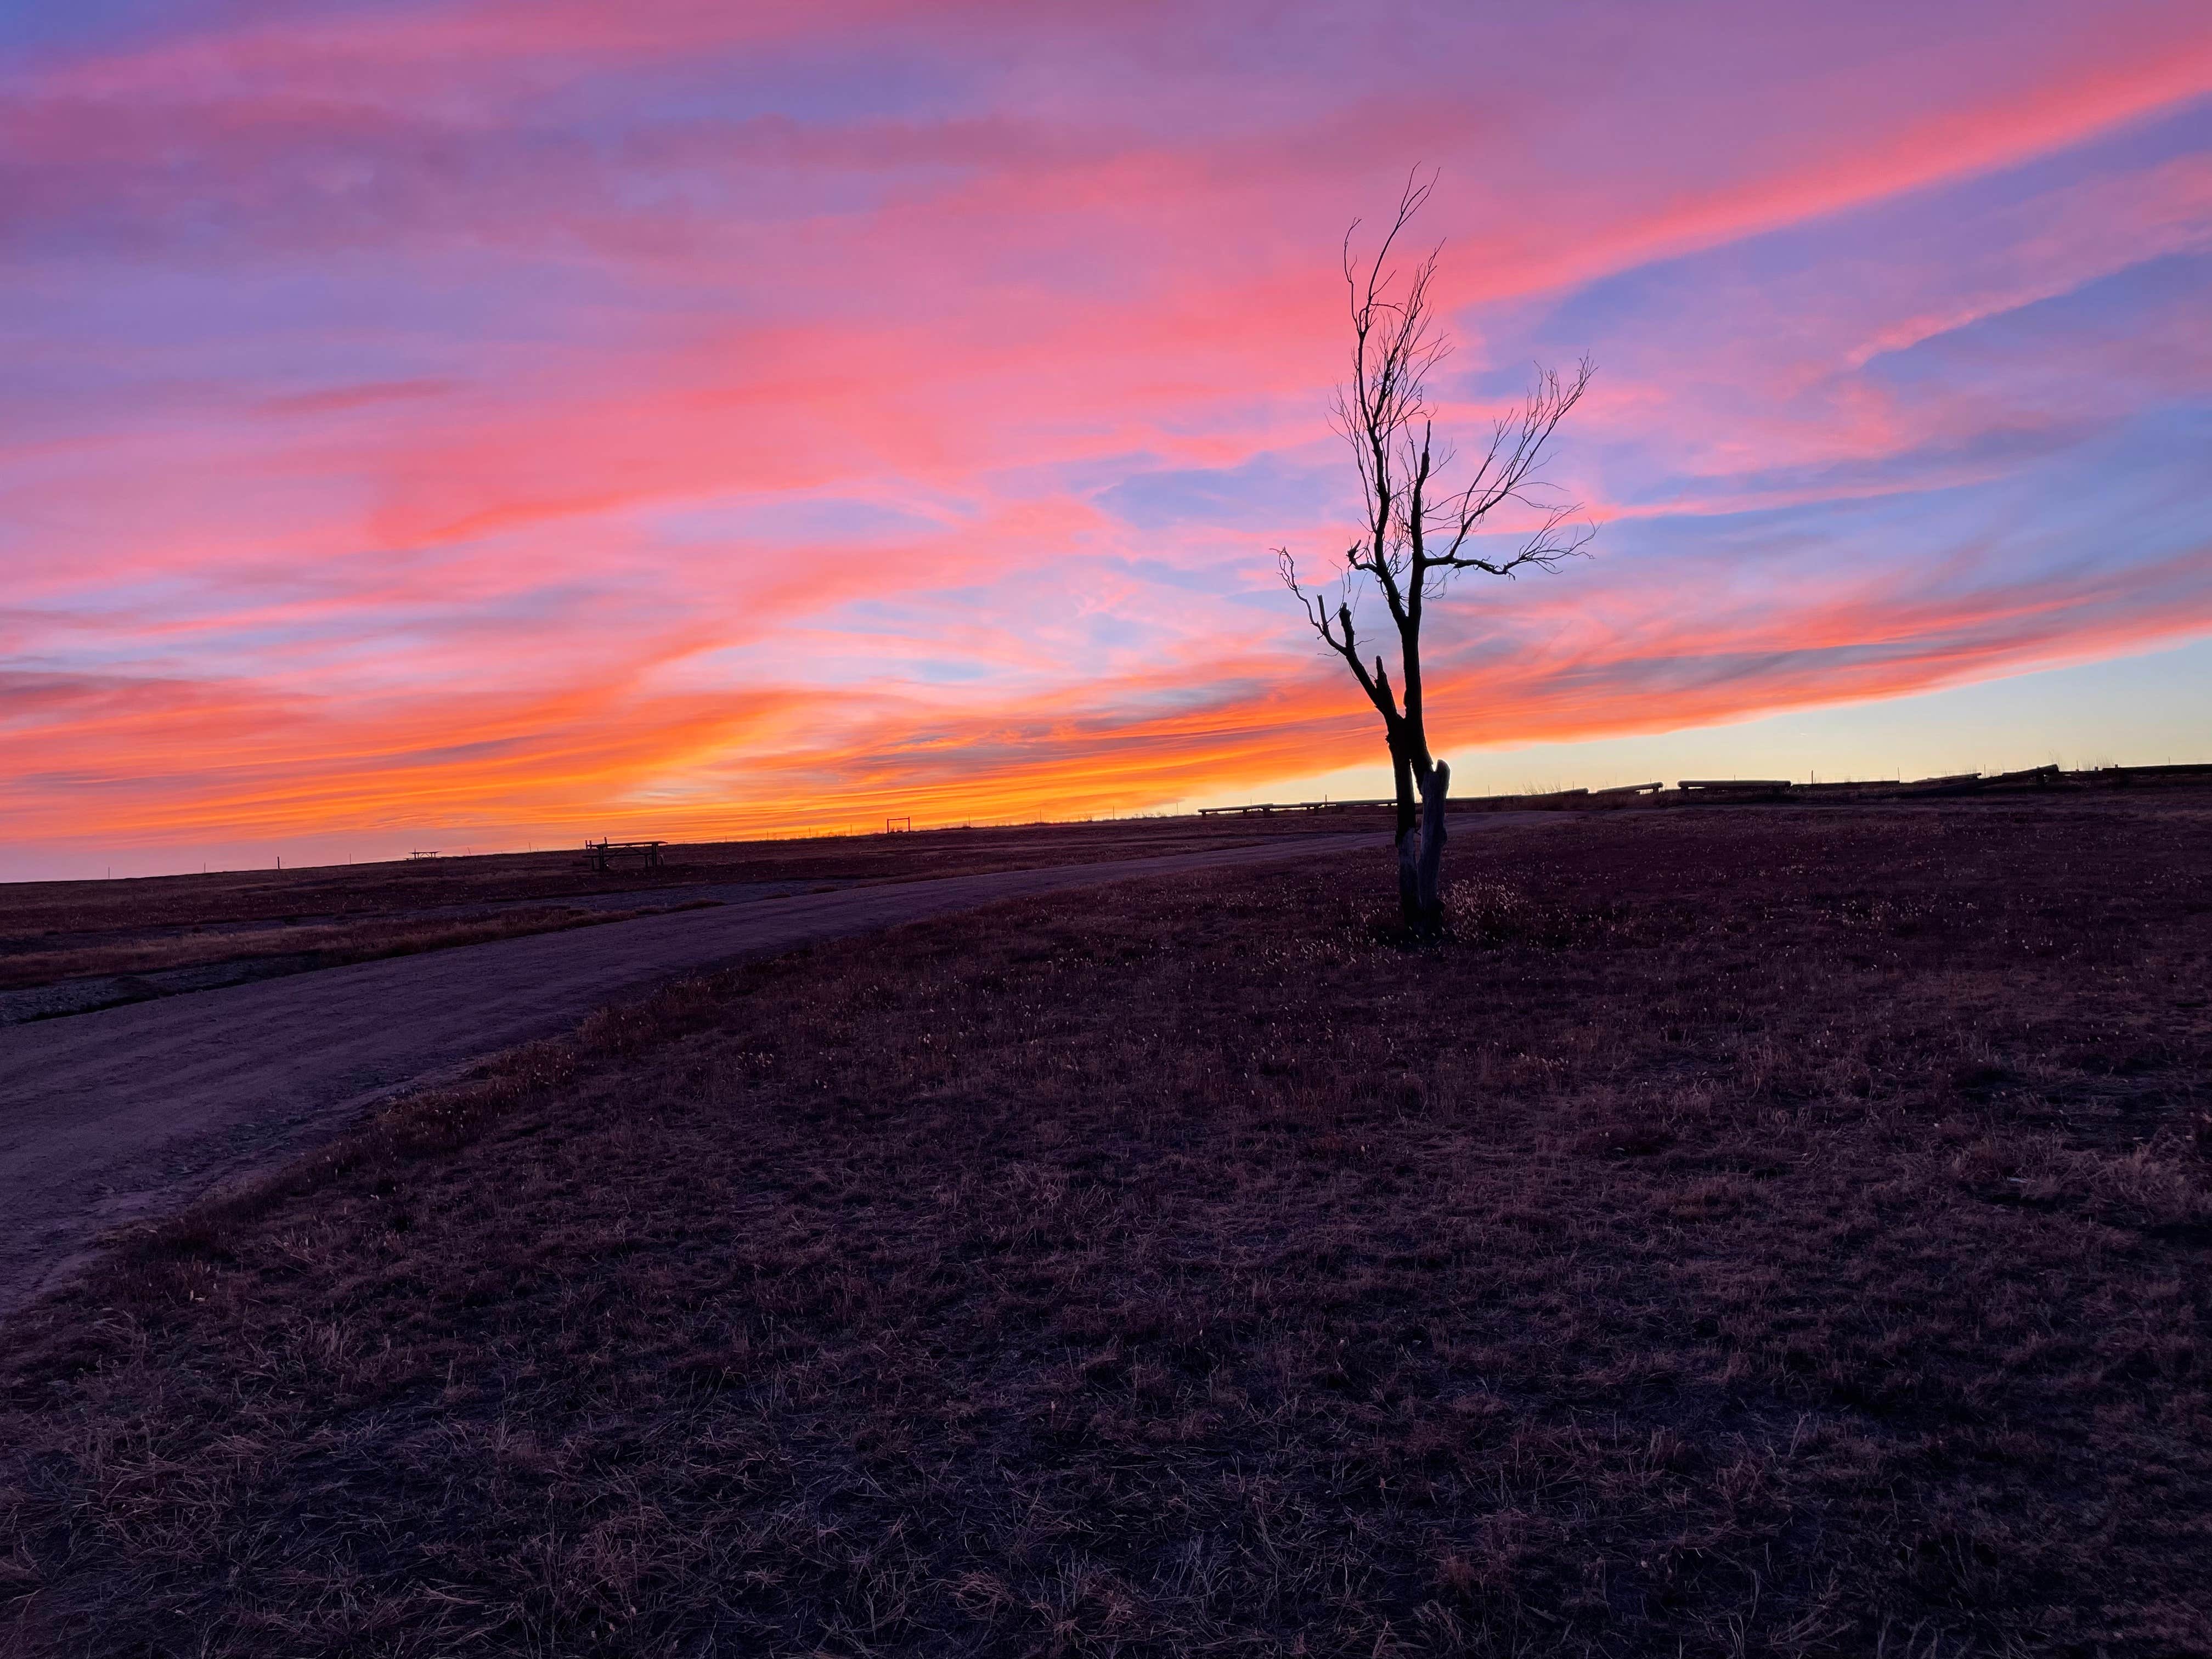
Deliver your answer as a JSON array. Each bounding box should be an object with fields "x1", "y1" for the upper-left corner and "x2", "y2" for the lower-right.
[
  {"x1": 1423, "y1": 358, "x2": 1595, "y2": 577},
  {"x1": 1282, "y1": 180, "x2": 1592, "y2": 798}
]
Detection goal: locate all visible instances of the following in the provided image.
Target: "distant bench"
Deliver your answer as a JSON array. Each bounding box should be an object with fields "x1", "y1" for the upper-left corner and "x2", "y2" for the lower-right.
[
  {"x1": 1676, "y1": 778, "x2": 1795, "y2": 799},
  {"x1": 582, "y1": 839, "x2": 666, "y2": 872}
]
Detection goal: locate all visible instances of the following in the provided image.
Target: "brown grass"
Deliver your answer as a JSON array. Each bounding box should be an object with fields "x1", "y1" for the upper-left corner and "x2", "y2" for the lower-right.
[
  {"x1": 0, "y1": 816, "x2": 1381, "y2": 945},
  {"x1": 0, "y1": 815, "x2": 1380, "y2": 998},
  {"x1": 0, "y1": 901, "x2": 721, "y2": 997},
  {"x1": 4, "y1": 799, "x2": 2210, "y2": 1656}
]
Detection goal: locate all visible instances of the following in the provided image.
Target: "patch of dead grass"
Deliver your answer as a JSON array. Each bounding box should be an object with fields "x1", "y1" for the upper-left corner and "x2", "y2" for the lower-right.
[
  {"x1": 0, "y1": 904, "x2": 723, "y2": 995},
  {"x1": 3, "y1": 802, "x2": 2210, "y2": 1656}
]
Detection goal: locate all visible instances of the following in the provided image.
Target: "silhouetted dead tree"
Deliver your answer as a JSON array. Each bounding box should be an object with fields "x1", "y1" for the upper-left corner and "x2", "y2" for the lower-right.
[{"x1": 1278, "y1": 173, "x2": 1593, "y2": 934}]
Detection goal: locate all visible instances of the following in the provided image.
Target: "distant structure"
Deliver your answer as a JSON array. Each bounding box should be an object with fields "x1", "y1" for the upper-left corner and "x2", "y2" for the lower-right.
[
  {"x1": 583, "y1": 838, "x2": 665, "y2": 872},
  {"x1": 1196, "y1": 761, "x2": 2212, "y2": 817}
]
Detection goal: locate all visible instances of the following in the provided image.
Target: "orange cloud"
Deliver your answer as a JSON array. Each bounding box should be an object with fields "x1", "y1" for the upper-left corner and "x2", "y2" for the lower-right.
[{"x1": 3, "y1": 2, "x2": 2210, "y2": 874}]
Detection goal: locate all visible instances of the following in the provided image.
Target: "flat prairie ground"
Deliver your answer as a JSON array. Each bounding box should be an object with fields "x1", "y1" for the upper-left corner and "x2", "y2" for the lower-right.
[
  {"x1": 4, "y1": 797, "x2": 2210, "y2": 1657},
  {"x1": 0, "y1": 816, "x2": 1374, "y2": 1012}
]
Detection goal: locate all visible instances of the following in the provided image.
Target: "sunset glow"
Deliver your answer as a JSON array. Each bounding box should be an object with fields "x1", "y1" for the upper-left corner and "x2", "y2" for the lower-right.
[{"x1": 6, "y1": 1, "x2": 2211, "y2": 876}]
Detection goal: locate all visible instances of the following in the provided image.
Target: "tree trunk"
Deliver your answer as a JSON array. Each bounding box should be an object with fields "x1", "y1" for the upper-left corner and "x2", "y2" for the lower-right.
[
  {"x1": 1413, "y1": 758, "x2": 1449, "y2": 934},
  {"x1": 1394, "y1": 755, "x2": 1450, "y2": 933},
  {"x1": 1391, "y1": 747, "x2": 1421, "y2": 925},
  {"x1": 1417, "y1": 758, "x2": 1450, "y2": 926}
]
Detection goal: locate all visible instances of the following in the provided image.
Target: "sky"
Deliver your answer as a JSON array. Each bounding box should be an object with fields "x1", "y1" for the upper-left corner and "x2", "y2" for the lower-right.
[{"x1": 3, "y1": 1, "x2": 2210, "y2": 879}]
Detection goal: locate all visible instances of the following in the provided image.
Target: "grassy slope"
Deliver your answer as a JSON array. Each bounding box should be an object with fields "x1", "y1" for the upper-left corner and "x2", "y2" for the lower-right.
[
  {"x1": 0, "y1": 816, "x2": 1360, "y2": 998},
  {"x1": 0, "y1": 817, "x2": 1360, "y2": 941},
  {"x1": 4, "y1": 803, "x2": 2210, "y2": 1656},
  {"x1": 0, "y1": 902, "x2": 725, "y2": 996}
]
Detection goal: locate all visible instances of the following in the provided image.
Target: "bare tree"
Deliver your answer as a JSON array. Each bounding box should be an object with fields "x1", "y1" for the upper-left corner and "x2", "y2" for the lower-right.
[{"x1": 1278, "y1": 174, "x2": 1593, "y2": 934}]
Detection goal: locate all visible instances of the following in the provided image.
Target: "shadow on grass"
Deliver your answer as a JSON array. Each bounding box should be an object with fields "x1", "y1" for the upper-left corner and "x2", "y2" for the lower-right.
[{"x1": 5, "y1": 798, "x2": 2211, "y2": 1656}]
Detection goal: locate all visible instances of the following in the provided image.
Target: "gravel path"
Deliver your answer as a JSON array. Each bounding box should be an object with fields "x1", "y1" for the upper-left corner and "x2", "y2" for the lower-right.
[{"x1": 1, "y1": 831, "x2": 1418, "y2": 1320}]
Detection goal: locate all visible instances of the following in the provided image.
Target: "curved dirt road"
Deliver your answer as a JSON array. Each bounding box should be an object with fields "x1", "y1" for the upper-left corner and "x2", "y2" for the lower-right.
[{"x1": 2, "y1": 830, "x2": 1425, "y2": 1319}]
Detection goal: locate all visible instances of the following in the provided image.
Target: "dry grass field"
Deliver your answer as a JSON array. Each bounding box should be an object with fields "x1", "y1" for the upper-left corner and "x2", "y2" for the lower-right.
[
  {"x1": 0, "y1": 817, "x2": 1367, "y2": 1009},
  {"x1": 0, "y1": 901, "x2": 730, "y2": 996},
  {"x1": 4, "y1": 796, "x2": 2210, "y2": 1656},
  {"x1": 0, "y1": 816, "x2": 1363, "y2": 939}
]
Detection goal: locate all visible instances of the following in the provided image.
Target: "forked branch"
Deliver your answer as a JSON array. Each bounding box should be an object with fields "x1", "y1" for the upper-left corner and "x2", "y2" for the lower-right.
[
  {"x1": 1273, "y1": 172, "x2": 1594, "y2": 929},
  {"x1": 1422, "y1": 358, "x2": 1595, "y2": 582}
]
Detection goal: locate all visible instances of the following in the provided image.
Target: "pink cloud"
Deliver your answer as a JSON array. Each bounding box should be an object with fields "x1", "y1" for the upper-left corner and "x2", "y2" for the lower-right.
[{"x1": 2, "y1": 2, "x2": 2209, "y2": 873}]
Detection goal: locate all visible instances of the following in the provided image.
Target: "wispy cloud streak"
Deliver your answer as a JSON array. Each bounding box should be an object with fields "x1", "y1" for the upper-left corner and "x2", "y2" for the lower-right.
[{"x1": 2, "y1": 2, "x2": 2209, "y2": 872}]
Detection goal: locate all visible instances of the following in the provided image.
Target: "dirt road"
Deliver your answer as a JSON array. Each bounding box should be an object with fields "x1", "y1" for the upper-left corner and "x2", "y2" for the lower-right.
[{"x1": 1, "y1": 830, "x2": 1427, "y2": 1321}]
